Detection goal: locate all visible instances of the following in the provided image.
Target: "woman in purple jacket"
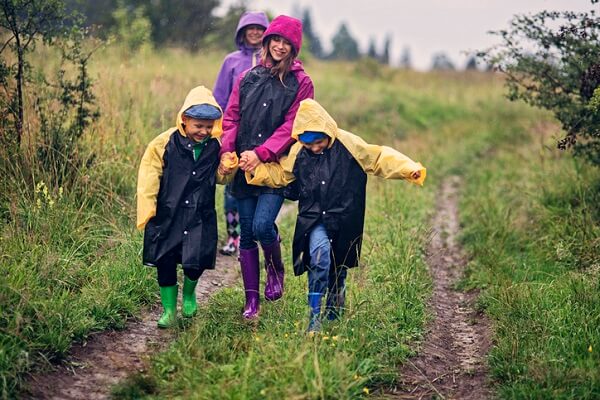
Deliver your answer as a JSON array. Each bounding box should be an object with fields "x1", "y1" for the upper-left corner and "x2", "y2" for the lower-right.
[
  {"x1": 213, "y1": 11, "x2": 269, "y2": 256},
  {"x1": 218, "y1": 15, "x2": 314, "y2": 319}
]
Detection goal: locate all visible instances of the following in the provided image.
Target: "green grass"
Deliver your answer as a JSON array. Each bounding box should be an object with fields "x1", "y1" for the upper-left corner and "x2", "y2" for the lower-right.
[
  {"x1": 458, "y1": 126, "x2": 600, "y2": 399},
  {"x1": 1, "y1": 42, "x2": 598, "y2": 399}
]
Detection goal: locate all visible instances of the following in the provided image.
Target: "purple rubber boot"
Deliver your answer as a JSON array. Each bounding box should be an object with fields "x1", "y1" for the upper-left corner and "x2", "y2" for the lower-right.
[
  {"x1": 262, "y1": 238, "x2": 284, "y2": 301},
  {"x1": 239, "y1": 247, "x2": 260, "y2": 319}
]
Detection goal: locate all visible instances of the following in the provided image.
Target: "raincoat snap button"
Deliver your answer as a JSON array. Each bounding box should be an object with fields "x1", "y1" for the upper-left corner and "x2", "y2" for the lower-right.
[
  {"x1": 185, "y1": 200, "x2": 189, "y2": 204},
  {"x1": 183, "y1": 230, "x2": 188, "y2": 235},
  {"x1": 192, "y1": 171, "x2": 196, "y2": 175},
  {"x1": 263, "y1": 103, "x2": 267, "y2": 107},
  {"x1": 321, "y1": 181, "x2": 325, "y2": 185},
  {"x1": 322, "y1": 211, "x2": 326, "y2": 215},
  {"x1": 258, "y1": 134, "x2": 262, "y2": 137},
  {"x1": 187, "y1": 144, "x2": 191, "y2": 148}
]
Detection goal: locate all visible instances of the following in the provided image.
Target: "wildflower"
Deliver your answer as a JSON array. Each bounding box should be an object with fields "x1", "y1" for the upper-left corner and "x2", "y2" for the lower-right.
[
  {"x1": 589, "y1": 345, "x2": 593, "y2": 353},
  {"x1": 284, "y1": 333, "x2": 289, "y2": 338},
  {"x1": 260, "y1": 389, "x2": 266, "y2": 396},
  {"x1": 254, "y1": 336, "x2": 261, "y2": 342},
  {"x1": 354, "y1": 374, "x2": 359, "y2": 380},
  {"x1": 363, "y1": 387, "x2": 369, "y2": 395},
  {"x1": 332, "y1": 336, "x2": 339, "y2": 341},
  {"x1": 322, "y1": 336, "x2": 329, "y2": 340}
]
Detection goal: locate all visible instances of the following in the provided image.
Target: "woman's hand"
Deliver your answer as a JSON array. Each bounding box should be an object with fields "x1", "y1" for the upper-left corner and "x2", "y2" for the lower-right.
[{"x1": 239, "y1": 150, "x2": 260, "y2": 172}]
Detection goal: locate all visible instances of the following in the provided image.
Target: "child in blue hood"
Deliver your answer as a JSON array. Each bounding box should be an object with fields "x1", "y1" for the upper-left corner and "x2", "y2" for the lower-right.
[{"x1": 245, "y1": 99, "x2": 425, "y2": 332}]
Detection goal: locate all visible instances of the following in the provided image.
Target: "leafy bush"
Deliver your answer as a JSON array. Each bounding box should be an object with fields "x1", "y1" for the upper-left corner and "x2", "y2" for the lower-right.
[{"x1": 480, "y1": 2, "x2": 600, "y2": 166}]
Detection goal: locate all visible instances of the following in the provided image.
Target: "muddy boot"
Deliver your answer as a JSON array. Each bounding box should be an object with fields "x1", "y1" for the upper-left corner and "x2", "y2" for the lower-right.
[
  {"x1": 307, "y1": 292, "x2": 324, "y2": 333},
  {"x1": 240, "y1": 247, "x2": 260, "y2": 319},
  {"x1": 157, "y1": 285, "x2": 178, "y2": 328},
  {"x1": 262, "y1": 238, "x2": 284, "y2": 301},
  {"x1": 182, "y1": 276, "x2": 199, "y2": 318}
]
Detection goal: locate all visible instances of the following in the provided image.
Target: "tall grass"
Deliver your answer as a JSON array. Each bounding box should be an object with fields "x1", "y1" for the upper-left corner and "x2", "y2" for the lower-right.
[{"x1": 2, "y1": 41, "x2": 597, "y2": 399}]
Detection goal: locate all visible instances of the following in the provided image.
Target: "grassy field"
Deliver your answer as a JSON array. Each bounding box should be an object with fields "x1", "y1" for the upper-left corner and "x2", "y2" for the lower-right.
[{"x1": 0, "y1": 44, "x2": 598, "y2": 399}]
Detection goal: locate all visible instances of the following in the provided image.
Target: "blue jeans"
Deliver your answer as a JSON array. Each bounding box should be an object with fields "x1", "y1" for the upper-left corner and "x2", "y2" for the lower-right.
[
  {"x1": 223, "y1": 184, "x2": 237, "y2": 213},
  {"x1": 307, "y1": 224, "x2": 347, "y2": 296},
  {"x1": 237, "y1": 194, "x2": 284, "y2": 249}
]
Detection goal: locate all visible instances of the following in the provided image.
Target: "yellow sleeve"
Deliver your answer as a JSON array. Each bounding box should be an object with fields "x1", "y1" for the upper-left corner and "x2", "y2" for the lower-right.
[
  {"x1": 336, "y1": 129, "x2": 426, "y2": 186},
  {"x1": 245, "y1": 142, "x2": 301, "y2": 188},
  {"x1": 216, "y1": 152, "x2": 239, "y2": 185},
  {"x1": 136, "y1": 131, "x2": 169, "y2": 230}
]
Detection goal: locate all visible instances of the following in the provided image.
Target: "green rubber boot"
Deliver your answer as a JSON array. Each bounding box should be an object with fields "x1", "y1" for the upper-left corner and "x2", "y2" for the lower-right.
[
  {"x1": 157, "y1": 285, "x2": 178, "y2": 328},
  {"x1": 182, "y1": 276, "x2": 199, "y2": 318}
]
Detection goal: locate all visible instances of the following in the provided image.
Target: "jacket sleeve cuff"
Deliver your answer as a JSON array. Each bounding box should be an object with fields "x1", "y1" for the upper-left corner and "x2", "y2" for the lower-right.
[{"x1": 254, "y1": 146, "x2": 275, "y2": 162}]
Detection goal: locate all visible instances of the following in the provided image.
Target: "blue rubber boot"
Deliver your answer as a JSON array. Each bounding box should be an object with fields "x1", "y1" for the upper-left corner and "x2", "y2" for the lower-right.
[{"x1": 307, "y1": 292, "x2": 324, "y2": 333}]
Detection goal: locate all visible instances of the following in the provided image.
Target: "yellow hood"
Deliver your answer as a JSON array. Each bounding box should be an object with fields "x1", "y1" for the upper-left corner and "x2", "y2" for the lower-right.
[
  {"x1": 291, "y1": 99, "x2": 338, "y2": 147},
  {"x1": 176, "y1": 86, "x2": 223, "y2": 139}
]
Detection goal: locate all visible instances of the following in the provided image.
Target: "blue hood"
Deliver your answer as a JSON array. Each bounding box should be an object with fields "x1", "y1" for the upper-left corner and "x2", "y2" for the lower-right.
[{"x1": 235, "y1": 11, "x2": 269, "y2": 49}]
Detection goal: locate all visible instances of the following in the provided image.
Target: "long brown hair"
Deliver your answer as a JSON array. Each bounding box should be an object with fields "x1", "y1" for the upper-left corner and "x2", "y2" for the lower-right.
[{"x1": 261, "y1": 35, "x2": 297, "y2": 83}]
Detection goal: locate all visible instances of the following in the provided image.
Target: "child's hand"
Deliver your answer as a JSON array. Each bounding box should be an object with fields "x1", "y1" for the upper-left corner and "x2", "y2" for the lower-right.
[
  {"x1": 219, "y1": 152, "x2": 237, "y2": 175},
  {"x1": 411, "y1": 170, "x2": 421, "y2": 180},
  {"x1": 239, "y1": 150, "x2": 260, "y2": 172}
]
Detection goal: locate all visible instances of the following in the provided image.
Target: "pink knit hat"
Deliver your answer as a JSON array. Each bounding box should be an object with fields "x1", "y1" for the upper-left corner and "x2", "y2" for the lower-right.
[{"x1": 262, "y1": 15, "x2": 303, "y2": 55}]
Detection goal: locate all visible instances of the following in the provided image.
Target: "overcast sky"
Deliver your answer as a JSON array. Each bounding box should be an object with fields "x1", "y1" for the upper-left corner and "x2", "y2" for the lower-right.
[{"x1": 216, "y1": 0, "x2": 597, "y2": 70}]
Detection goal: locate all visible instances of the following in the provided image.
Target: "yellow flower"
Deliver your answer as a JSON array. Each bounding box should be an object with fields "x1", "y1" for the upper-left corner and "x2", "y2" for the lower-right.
[
  {"x1": 354, "y1": 374, "x2": 359, "y2": 380},
  {"x1": 363, "y1": 387, "x2": 369, "y2": 395},
  {"x1": 284, "y1": 333, "x2": 289, "y2": 338},
  {"x1": 322, "y1": 336, "x2": 329, "y2": 340},
  {"x1": 254, "y1": 336, "x2": 261, "y2": 342},
  {"x1": 332, "y1": 336, "x2": 339, "y2": 341},
  {"x1": 260, "y1": 388, "x2": 266, "y2": 396},
  {"x1": 589, "y1": 345, "x2": 593, "y2": 353}
]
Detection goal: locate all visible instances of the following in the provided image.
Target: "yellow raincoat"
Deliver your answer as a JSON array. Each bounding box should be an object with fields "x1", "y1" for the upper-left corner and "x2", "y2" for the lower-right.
[
  {"x1": 246, "y1": 98, "x2": 426, "y2": 275},
  {"x1": 136, "y1": 86, "x2": 237, "y2": 269}
]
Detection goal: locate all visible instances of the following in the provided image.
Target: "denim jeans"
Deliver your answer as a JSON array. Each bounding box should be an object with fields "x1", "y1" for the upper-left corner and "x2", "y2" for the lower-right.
[
  {"x1": 237, "y1": 193, "x2": 284, "y2": 249},
  {"x1": 223, "y1": 184, "x2": 237, "y2": 213},
  {"x1": 307, "y1": 224, "x2": 347, "y2": 296}
]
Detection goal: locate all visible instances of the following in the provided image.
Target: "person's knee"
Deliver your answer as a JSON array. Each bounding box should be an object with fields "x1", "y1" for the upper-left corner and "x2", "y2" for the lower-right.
[
  {"x1": 253, "y1": 219, "x2": 275, "y2": 243},
  {"x1": 310, "y1": 241, "x2": 330, "y2": 268}
]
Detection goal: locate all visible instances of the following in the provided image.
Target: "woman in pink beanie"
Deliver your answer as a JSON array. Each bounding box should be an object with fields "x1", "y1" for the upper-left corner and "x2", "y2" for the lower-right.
[{"x1": 218, "y1": 15, "x2": 314, "y2": 320}]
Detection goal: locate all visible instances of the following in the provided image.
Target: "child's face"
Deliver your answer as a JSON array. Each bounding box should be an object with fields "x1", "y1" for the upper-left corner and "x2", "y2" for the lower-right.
[
  {"x1": 268, "y1": 35, "x2": 293, "y2": 62},
  {"x1": 301, "y1": 137, "x2": 330, "y2": 154},
  {"x1": 182, "y1": 116, "x2": 214, "y2": 142},
  {"x1": 244, "y1": 25, "x2": 265, "y2": 47}
]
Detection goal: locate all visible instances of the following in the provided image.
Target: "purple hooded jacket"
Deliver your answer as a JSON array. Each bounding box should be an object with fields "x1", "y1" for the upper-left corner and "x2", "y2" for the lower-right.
[
  {"x1": 213, "y1": 11, "x2": 269, "y2": 110},
  {"x1": 220, "y1": 15, "x2": 315, "y2": 163}
]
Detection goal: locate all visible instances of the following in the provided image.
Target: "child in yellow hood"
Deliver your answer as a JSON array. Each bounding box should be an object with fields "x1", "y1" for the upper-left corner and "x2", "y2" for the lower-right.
[
  {"x1": 137, "y1": 86, "x2": 237, "y2": 328},
  {"x1": 244, "y1": 99, "x2": 425, "y2": 332}
]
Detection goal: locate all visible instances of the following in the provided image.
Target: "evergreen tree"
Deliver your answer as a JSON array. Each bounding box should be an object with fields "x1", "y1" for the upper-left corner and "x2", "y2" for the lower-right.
[
  {"x1": 302, "y1": 8, "x2": 323, "y2": 58},
  {"x1": 431, "y1": 52, "x2": 455, "y2": 70},
  {"x1": 329, "y1": 22, "x2": 360, "y2": 60},
  {"x1": 399, "y1": 46, "x2": 412, "y2": 69},
  {"x1": 367, "y1": 37, "x2": 378, "y2": 59},
  {"x1": 465, "y1": 55, "x2": 478, "y2": 70},
  {"x1": 380, "y1": 34, "x2": 391, "y2": 65}
]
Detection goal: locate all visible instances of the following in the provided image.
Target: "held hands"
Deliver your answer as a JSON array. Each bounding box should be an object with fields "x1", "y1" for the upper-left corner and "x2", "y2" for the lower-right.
[
  {"x1": 218, "y1": 152, "x2": 238, "y2": 175},
  {"x1": 239, "y1": 150, "x2": 261, "y2": 172}
]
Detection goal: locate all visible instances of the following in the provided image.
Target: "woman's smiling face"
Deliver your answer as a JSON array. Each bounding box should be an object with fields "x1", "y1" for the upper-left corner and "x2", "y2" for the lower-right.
[{"x1": 268, "y1": 35, "x2": 292, "y2": 62}]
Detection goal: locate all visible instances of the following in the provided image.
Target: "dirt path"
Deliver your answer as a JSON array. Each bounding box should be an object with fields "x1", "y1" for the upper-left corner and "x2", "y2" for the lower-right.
[
  {"x1": 388, "y1": 177, "x2": 492, "y2": 400},
  {"x1": 25, "y1": 201, "x2": 297, "y2": 400}
]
